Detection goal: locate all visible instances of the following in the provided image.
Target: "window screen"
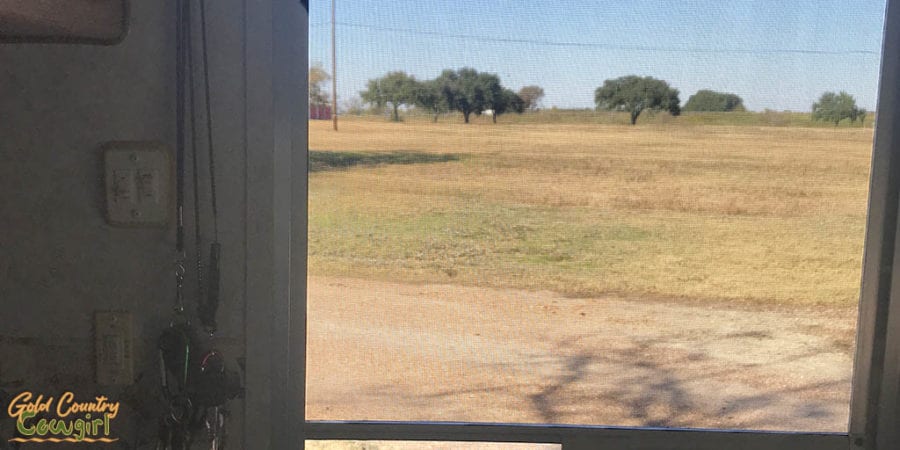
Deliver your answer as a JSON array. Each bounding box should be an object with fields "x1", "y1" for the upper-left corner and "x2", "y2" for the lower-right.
[{"x1": 307, "y1": 0, "x2": 886, "y2": 432}]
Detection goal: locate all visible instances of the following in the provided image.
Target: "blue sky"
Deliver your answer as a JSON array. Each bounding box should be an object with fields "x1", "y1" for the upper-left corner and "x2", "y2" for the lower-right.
[{"x1": 309, "y1": 0, "x2": 887, "y2": 111}]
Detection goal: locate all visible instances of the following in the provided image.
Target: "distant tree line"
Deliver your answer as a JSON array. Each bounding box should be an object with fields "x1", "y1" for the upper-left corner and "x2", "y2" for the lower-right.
[
  {"x1": 314, "y1": 64, "x2": 870, "y2": 127},
  {"x1": 592, "y1": 77, "x2": 868, "y2": 126},
  {"x1": 360, "y1": 68, "x2": 540, "y2": 123}
]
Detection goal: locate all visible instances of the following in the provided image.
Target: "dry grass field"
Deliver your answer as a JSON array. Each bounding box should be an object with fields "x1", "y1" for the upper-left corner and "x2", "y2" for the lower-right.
[
  {"x1": 305, "y1": 114, "x2": 874, "y2": 435},
  {"x1": 309, "y1": 115, "x2": 873, "y2": 307}
]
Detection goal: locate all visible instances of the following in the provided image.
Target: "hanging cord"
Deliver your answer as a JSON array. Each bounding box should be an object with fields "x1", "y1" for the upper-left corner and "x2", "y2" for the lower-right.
[
  {"x1": 173, "y1": 0, "x2": 188, "y2": 320},
  {"x1": 158, "y1": 1, "x2": 194, "y2": 449},
  {"x1": 161, "y1": 3, "x2": 235, "y2": 447},
  {"x1": 198, "y1": 0, "x2": 221, "y2": 334},
  {"x1": 187, "y1": 0, "x2": 205, "y2": 307},
  {"x1": 199, "y1": 0, "x2": 219, "y2": 241}
]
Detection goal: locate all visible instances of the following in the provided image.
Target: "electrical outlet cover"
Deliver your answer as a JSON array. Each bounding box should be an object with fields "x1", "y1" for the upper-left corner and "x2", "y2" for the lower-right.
[{"x1": 95, "y1": 311, "x2": 133, "y2": 385}]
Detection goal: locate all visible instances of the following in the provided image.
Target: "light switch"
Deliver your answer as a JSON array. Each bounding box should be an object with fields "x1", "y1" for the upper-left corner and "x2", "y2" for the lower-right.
[
  {"x1": 103, "y1": 142, "x2": 171, "y2": 226},
  {"x1": 112, "y1": 170, "x2": 135, "y2": 201},
  {"x1": 137, "y1": 169, "x2": 160, "y2": 203},
  {"x1": 95, "y1": 311, "x2": 133, "y2": 385}
]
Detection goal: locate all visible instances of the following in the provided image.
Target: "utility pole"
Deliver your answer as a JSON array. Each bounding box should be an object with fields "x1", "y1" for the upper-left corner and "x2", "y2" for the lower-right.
[{"x1": 331, "y1": 0, "x2": 338, "y2": 131}]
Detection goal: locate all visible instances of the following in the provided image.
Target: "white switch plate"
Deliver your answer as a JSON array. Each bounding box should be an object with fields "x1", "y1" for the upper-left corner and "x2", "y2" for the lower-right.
[
  {"x1": 103, "y1": 141, "x2": 171, "y2": 227},
  {"x1": 95, "y1": 311, "x2": 133, "y2": 385}
]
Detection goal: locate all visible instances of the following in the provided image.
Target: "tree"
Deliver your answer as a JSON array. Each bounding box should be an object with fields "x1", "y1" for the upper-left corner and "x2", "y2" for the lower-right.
[
  {"x1": 486, "y1": 88, "x2": 525, "y2": 123},
  {"x1": 812, "y1": 91, "x2": 861, "y2": 126},
  {"x1": 360, "y1": 71, "x2": 420, "y2": 121},
  {"x1": 474, "y1": 72, "x2": 504, "y2": 122},
  {"x1": 594, "y1": 75, "x2": 681, "y2": 125},
  {"x1": 434, "y1": 68, "x2": 495, "y2": 123},
  {"x1": 517, "y1": 85, "x2": 545, "y2": 111},
  {"x1": 414, "y1": 79, "x2": 449, "y2": 122},
  {"x1": 433, "y1": 69, "x2": 461, "y2": 120},
  {"x1": 683, "y1": 90, "x2": 745, "y2": 112},
  {"x1": 427, "y1": 68, "x2": 522, "y2": 124},
  {"x1": 437, "y1": 68, "x2": 489, "y2": 123},
  {"x1": 309, "y1": 62, "x2": 331, "y2": 105},
  {"x1": 852, "y1": 107, "x2": 868, "y2": 126}
]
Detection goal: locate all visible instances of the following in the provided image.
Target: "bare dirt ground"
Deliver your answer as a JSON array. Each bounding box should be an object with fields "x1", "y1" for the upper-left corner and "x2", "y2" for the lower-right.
[{"x1": 306, "y1": 276, "x2": 857, "y2": 433}]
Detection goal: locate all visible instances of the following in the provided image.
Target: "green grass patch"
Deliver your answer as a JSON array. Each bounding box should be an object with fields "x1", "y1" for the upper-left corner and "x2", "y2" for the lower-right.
[{"x1": 310, "y1": 184, "x2": 864, "y2": 305}]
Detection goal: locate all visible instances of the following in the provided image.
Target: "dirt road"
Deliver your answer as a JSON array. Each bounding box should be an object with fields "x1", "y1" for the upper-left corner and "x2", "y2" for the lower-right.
[{"x1": 306, "y1": 276, "x2": 856, "y2": 432}]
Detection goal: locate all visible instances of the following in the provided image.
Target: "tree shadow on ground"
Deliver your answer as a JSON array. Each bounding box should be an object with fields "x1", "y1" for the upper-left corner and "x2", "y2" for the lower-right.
[
  {"x1": 364, "y1": 334, "x2": 850, "y2": 431},
  {"x1": 309, "y1": 151, "x2": 460, "y2": 172}
]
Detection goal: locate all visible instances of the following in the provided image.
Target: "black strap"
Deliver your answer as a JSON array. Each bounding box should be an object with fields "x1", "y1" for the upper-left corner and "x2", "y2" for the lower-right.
[
  {"x1": 197, "y1": 0, "x2": 220, "y2": 334},
  {"x1": 187, "y1": 0, "x2": 206, "y2": 313},
  {"x1": 160, "y1": 2, "x2": 192, "y2": 448},
  {"x1": 173, "y1": 0, "x2": 189, "y2": 319},
  {"x1": 199, "y1": 0, "x2": 219, "y2": 242},
  {"x1": 175, "y1": 0, "x2": 186, "y2": 259}
]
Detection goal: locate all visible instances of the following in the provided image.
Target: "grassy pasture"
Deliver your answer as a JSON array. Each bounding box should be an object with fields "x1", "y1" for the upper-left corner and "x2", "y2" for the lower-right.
[{"x1": 308, "y1": 116, "x2": 874, "y2": 306}]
